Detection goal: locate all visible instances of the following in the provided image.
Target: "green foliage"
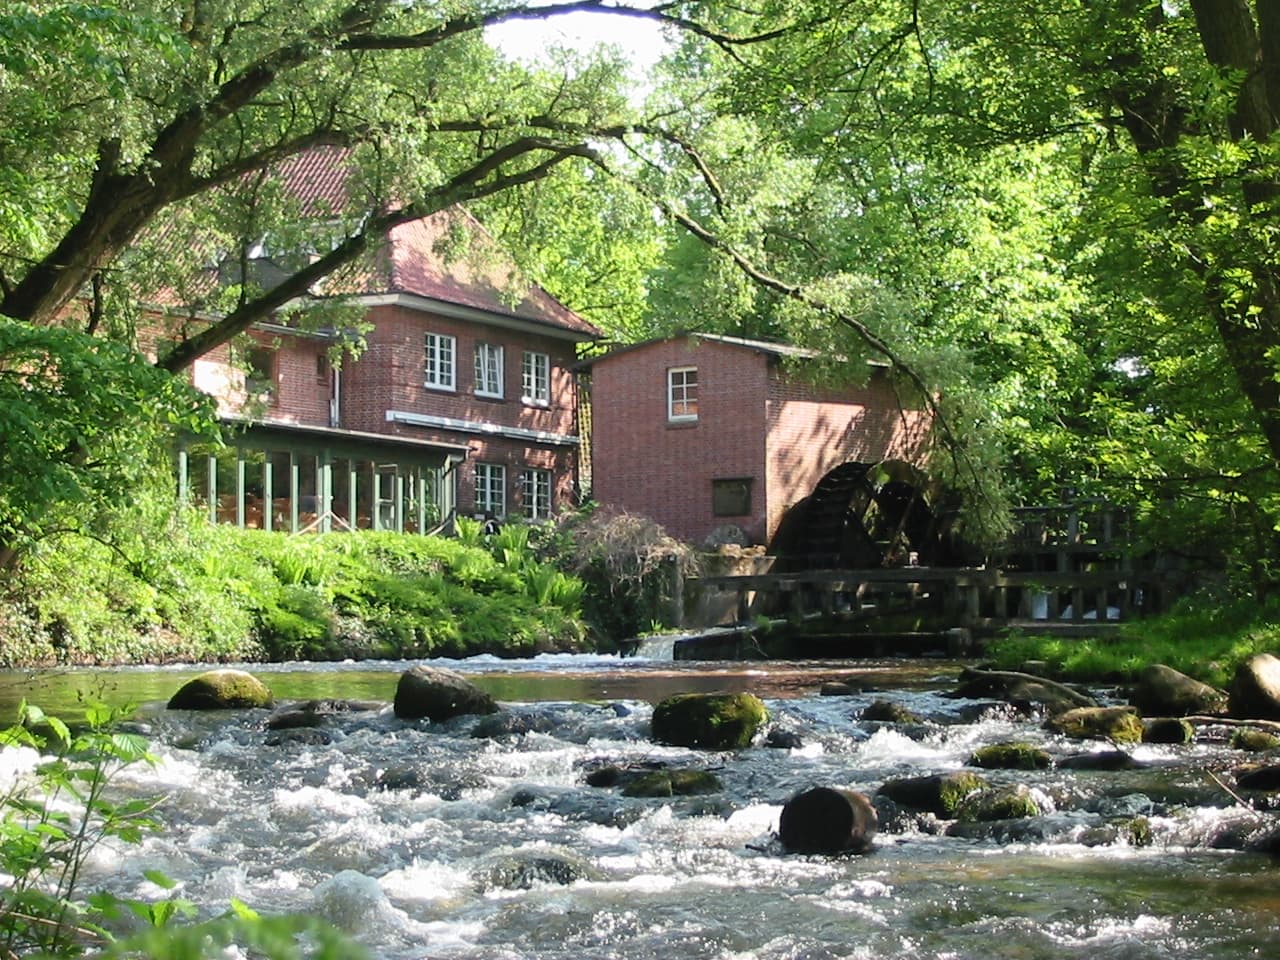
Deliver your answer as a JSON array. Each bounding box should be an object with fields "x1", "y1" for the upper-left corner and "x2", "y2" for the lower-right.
[
  {"x1": 985, "y1": 590, "x2": 1280, "y2": 687},
  {"x1": 0, "y1": 700, "x2": 161, "y2": 957},
  {"x1": 0, "y1": 512, "x2": 591, "y2": 665},
  {"x1": 0, "y1": 318, "x2": 217, "y2": 570},
  {"x1": 0, "y1": 702, "x2": 364, "y2": 959},
  {"x1": 535, "y1": 506, "x2": 697, "y2": 645}
]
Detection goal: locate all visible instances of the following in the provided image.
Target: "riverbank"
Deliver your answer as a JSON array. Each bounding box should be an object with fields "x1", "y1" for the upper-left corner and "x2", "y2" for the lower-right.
[
  {"x1": 981, "y1": 591, "x2": 1280, "y2": 688},
  {"x1": 0, "y1": 523, "x2": 589, "y2": 668}
]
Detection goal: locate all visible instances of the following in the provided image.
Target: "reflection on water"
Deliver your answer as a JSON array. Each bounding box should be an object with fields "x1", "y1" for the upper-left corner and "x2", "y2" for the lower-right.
[{"x1": 0, "y1": 655, "x2": 960, "y2": 721}]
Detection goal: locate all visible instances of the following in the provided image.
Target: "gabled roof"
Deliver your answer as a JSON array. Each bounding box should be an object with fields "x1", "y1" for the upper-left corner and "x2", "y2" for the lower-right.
[
  {"x1": 274, "y1": 147, "x2": 600, "y2": 339},
  {"x1": 577, "y1": 330, "x2": 818, "y2": 369},
  {"x1": 150, "y1": 147, "x2": 599, "y2": 341}
]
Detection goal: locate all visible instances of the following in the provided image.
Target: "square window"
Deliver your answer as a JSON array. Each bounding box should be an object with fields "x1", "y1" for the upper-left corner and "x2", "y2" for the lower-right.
[
  {"x1": 712, "y1": 478, "x2": 752, "y2": 517},
  {"x1": 520, "y1": 468, "x2": 552, "y2": 520},
  {"x1": 475, "y1": 342, "x2": 504, "y2": 398},
  {"x1": 475, "y1": 462, "x2": 506, "y2": 518},
  {"x1": 424, "y1": 332, "x2": 456, "y2": 390},
  {"x1": 521, "y1": 351, "x2": 550, "y2": 406},
  {"x1": 668, "y1": 366, "x2": 698, "y2": 421},
  {"x1": 245, "y1": 345, "x2": 276, "y2": 397}
]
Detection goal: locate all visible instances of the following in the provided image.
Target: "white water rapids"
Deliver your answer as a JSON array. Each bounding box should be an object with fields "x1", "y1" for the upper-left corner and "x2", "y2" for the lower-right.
[{"x1": 7, "y1": 655, "x2": 1280, "y2": 958}]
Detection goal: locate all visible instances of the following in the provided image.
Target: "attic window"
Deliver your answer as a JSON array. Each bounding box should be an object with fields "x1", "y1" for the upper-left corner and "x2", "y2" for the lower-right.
[{"x1": 668, "y1": 366, "x2": 698, "y2": 422}]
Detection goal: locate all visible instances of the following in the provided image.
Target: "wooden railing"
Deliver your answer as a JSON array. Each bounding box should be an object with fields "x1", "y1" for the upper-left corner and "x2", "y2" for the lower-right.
[{"x1": 688, "y1": 566, "x2": 1174, "y2": 633}]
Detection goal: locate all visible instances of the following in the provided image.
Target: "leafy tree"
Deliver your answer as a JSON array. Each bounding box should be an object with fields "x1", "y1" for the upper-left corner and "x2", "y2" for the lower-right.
[
  {"x1": 580, "y1": 0, "x2": 1280, "y2": 579},
  {"x1": 0, "y1": 318, "x2": 215, "y2": 571}
]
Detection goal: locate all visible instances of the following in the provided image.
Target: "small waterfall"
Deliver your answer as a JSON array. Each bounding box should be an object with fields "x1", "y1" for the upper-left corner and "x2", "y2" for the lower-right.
[{"x1": 631, "y1": 634, "x2": 678, "y2": 660}]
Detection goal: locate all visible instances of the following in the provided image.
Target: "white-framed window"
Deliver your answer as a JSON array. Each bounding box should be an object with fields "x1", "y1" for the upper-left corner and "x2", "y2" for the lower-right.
[
  {"x1": 474, "y1": 342, "x2": 504, "y2": 398},
  {"x1": 424, "y1": 332, "x2": 456, "y2": 390},
  {"x1": 521, "y1": 350, "x2": 550, "y2": 406},
  {"x1": 668, "y1": 366, "x2": 698, "y2": 421},
  {"x1": 475, "y1": 462, "x2": 506, "y2": 517},
  {"x1": 520, "y1": 468, "x2": 552, "y2": 520}
]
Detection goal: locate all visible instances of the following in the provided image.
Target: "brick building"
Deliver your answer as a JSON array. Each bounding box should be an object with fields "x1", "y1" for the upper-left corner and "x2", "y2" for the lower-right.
[
  {"x1": 582, "y1": 333, "x2": 931, "y2": 550},
  {"x1": 178, "y1": 149, "x2": 600, "y2": 533}
]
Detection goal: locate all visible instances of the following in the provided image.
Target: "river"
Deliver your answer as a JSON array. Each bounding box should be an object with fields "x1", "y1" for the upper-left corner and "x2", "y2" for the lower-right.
[{"x1": 2, "y1": 653, "x2": 1278, "y2": 959}]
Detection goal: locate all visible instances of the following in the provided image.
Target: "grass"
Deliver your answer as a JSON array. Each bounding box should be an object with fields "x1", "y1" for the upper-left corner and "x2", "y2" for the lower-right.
[{"x1": 983, "y1": 591, "x2": 1280, "y2": 687}]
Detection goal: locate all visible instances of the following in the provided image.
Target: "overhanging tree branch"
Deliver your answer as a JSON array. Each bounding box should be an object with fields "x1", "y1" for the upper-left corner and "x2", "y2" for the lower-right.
[
  {"x1": 159, "y1": 138, "x2": 591, "y2": 371},
  {"x1": 573, "y1": 141, "x2": 997, "y2": 519}
]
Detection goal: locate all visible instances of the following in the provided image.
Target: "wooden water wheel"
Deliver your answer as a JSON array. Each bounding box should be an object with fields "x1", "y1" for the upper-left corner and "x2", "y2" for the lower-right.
[{"x1": 769, "y1": 460, "x2": 962, "y2": 570}]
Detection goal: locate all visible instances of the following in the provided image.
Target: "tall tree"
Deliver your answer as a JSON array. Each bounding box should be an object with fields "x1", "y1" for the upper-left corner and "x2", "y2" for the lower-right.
[{"x1": 0, "y1": 1, "x2": 754, "y2": 367}]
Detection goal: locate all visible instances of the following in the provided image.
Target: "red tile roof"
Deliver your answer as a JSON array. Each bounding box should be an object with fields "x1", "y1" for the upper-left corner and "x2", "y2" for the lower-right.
[{"x1": 275, "y1": 147, "x2": 600, "y2": 338}]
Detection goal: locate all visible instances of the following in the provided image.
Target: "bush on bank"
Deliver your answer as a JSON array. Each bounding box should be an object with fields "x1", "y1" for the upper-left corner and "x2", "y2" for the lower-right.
[
  {"x1": 0, "y1": 513, "x2": 589, "y2": 667},
  {"x1": 984, "y1": 589, "x2": 1280, "y2": 687}
]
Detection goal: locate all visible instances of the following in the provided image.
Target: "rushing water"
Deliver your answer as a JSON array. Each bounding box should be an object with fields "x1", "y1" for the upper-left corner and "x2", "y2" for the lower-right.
[{"x1": 3, "y1": 654, "x2": 1279, "y2": 959}]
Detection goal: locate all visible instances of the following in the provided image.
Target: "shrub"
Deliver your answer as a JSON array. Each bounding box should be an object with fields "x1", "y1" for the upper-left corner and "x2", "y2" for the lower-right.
[{"x1": 543, "y1": 507, "x2": 699, "y2": 646}]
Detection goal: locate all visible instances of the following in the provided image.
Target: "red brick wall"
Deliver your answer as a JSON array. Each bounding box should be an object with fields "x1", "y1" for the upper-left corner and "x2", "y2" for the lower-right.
[
  {"x1": 765, "y1": 365, "x2": 931, "y2": 538},
  {"x1": 590, "y1": 338, "x2": 770, "y2": 544},
  {"x1": 191, "y1": 332, "x2": 331, "y2": 426},
  {"x1": 339, "y1": 303, "x2": 584, "y2": 515},
  {"x1": 590, "y1": 338, "x2": 933, "y2": 545}
]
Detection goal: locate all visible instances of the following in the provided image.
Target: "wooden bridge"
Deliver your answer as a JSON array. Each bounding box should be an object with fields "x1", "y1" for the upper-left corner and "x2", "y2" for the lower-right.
[
  {"x1": 687, "y1": 565, "x2": 1175, "y2": 635},
  {"x1": 680, "y1": 500, "x2": 1186, "y2": 638}
]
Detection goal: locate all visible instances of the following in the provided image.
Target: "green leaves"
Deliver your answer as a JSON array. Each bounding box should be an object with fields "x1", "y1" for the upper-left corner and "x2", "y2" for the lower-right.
[
  {"x1": 2, "y1": 701, "x2": 365, "y2": 958},
  {"x1": 0, "y1": 317, "x2": 217, "y2": 568}
]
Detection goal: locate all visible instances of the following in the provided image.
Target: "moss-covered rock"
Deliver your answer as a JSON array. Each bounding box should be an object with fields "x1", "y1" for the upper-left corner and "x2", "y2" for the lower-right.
[
  {"x1": 878, "y1": 771, "x2": 987, "y2": 818},
  {"x1": 967, "y1": 741, "x2": 1052, "y2": 770},
  {"x1": 650, "y1": 692, "x2": 768, "y2": 750},
  {"x1": 955, "y1": 785, "x2": 1042, "y2": 822},
  {"x1": 1047, "y1": 706, "x2": 1144, "y2": 743},
  {"x1": 167, "y1": 669, "x2": 273, "y2": 710},
  {"x1": 621, "y1": 769, "x2": 723, "y2": 798},
  {"x1": 1231, "y1": 728, "x2": 1280, "y2": 752},
  {"x1": 1126, "y1": 816, "x2": 1154, "y2": 847},
  {"x1": 473, "y1": 849, "x2": 599, "y2": 891},
  {"x1": 861, "y1": 699, "x2": 921, "y2": 723},
  {"x1": 1142, "y1": 717, "x2": 1195, "y2": 744}
]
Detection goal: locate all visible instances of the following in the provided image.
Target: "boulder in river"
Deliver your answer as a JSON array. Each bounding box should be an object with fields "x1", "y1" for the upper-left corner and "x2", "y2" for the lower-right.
[
  {"x1": 967, "y1": 741, "x2": 1052, "y2": 770},
  {"x1": 1047, "y1": 706, "x2": 1144, "y2": 743},
  {"x1": 168, "y1": 669, "x2": 273, "y2": 710},
  {"x1": 950, "y1": 667, "x2": 1094, "y2": 715},
  {"x1": 1229, "y1": 653, "x2": 1280, "y2": 720},
  {"x1": 621, "y1": 768, "x2": 722, "y2": 798},
  {"x1": 1129, "y1": 664, "x2": 1226, "y2": 717},
  {"x1": 393, "y1": 665, "x2": 498, "y2": 722},
  {"x1": 1142, "y1": 717, "x2": 1195, "y2": 744},
  {"x1": 650, "y1": 692, "x2": 768, "y2": 749},
  {"x1": 878, "y1": 771, "x2": 987, "y2": 818},
  {"x1": 954, "y1": 784, "x2": 1042, "y2": 822},
  {"x1": 1234, "y1": 763, "x2": 1280, "y2": 792},
  {"x1": 1231, "y1": 728, "x2": 1280, "y2": 752},
  {"x1": 474, "y1": 849, "x2": 599, "y2": 891},
  {"x1": 1057, "y1": 749, "x2": 1146, "y2": 771},
  {"x1": 861, "y1": 699, "x2": 921, "y2": 723},
  {"x1": 778, "y1": 786, "x2": 877, "y2": 855}
]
